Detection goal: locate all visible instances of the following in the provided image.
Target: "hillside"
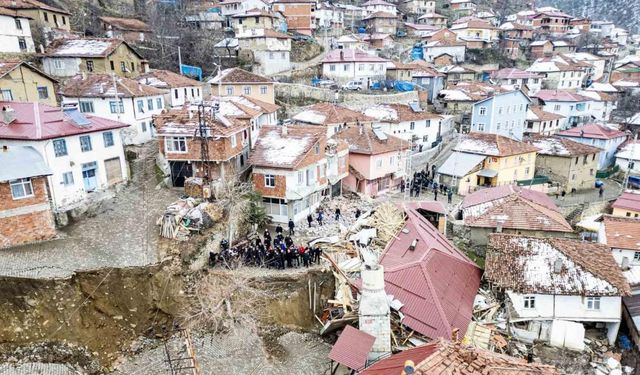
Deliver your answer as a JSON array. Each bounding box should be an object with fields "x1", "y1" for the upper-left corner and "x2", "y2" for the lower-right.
[{"x1": 542, "y1": 0, "x2": 640, "y2": 34}]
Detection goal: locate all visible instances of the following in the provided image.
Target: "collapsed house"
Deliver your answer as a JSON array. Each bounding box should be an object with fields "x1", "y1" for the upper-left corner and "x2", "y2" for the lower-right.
[{"x1": 485, "y1": 234, "x2": 630, "y2": 349}]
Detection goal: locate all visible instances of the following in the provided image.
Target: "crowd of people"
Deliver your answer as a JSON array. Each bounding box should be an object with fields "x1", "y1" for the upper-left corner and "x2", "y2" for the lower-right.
[
  {"x1": 208, "y1": 224, "x2": 322, "y2": 270},
  {"x1": 401, "y1": 167, "x2": 453, "y2": 203}
]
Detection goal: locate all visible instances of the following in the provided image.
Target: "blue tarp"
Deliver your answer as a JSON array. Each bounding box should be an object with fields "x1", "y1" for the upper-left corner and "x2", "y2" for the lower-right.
[
  {"x1": 411, "y1": 46, "x2": 424, "y2": 61},
  {"x1": 180, "y1": 64, "x2": 202, "y2": 81},
  {"x1": 394, "y1": 80, "x2": 415, "y2": 92}
]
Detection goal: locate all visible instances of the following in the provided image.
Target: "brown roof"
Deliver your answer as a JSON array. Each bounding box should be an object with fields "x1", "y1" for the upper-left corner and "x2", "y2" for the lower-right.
[
  {"x1": 612, "y1": 192, "x2": 640, "y2": 213},
  {"x1": 99, "y1": 16, "x2": 151, "y2": 32},
  {"x1": 153, "y1": 105, "x2": 249, "y2": 139},
  {"x1": 332, "y1": 126, "x2": 410, "y2": 155},
  {"x1": 463, "y1": 193, "x2": 573, "y2": 233},
  {"x1": 364, "y1": 103, "x2": 441, "y2": 123},
  {"x1": 249, "y1": 125, "x2": 326, "y2": 169},
  {"x1": 528, "y1": 106, "x2": 565, "y2": 122},
  {"x1": 364, "y1": 11, "x2": 397, "y2": 20},
  {"x1": 455, "y1": 132, "x2": 539, "y2": 157},
  {"x1": 362, "y1": 339, "x2": 560, "y2": 375},
  {"x1": 0, "y1": 0, "x2": 70, "y2": 14},
  {"x1": 603, "y1": 215, "x2": 640, "y2": 251},
  {"x1": 0, "y1": 6, "x2": 24, "y2": 18},
  {"x1": 209, "y1": 67, "x2": 273, "y2": 84},
  {"x1": 486, "y1": 234, "x2": 630, "y2": 296},
  {"x1": 530, "y1": 136, "x2": 602, "y2": 157},
  {"x1": 293, "y1": 103, "x2": 374, "y2": 126},
  {"x1": 0, "y1": 60, "x2": 57, "y2": 82},
  {"x1": 61, "y1": 74, "x2": 166, "y2": 98},
  {"x1": 44, "y1": 38, "x2": 143, "y2": 59},
  {"x1": 137, "y1": 69, "x2": 202, "y2": 89},
  {"x1": 240, "y1": 95, "x2": 280, "y2": 114},
  {"x1": 328, "y1": 326, "x2": 375, "y2": 371}
]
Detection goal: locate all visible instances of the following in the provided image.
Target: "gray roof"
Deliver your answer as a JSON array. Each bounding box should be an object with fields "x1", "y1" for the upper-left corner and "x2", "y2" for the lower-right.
[
  {"x1": 0, "y1": 146, "x2": 51, "y2": 182},
  {"x1": 437, "y1": 151, "x2": 486, "y2": 177}
]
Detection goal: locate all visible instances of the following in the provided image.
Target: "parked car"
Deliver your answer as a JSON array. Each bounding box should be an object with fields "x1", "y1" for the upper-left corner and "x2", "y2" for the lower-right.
[
  {"x1": 312, "y1": 79, "x2": 338, "y2": 89},
  {"x1": 341, "y1": 80, "x2": 364, "y2": 91},
  {"x1": 291, "y1": 32, "x2": 313, "y2": 42}
]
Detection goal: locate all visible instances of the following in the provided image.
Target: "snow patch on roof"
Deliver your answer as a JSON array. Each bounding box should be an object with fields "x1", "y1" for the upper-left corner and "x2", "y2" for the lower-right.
[
  {"x1": 259, "y1": 129, "x2": 314, "y2": 165},
  {"x1": 363, "y1": 105, "x2": 398, "y2": 121},
  {"x1": 293, "y1": 110, "x2": 327, "y2": 125}
]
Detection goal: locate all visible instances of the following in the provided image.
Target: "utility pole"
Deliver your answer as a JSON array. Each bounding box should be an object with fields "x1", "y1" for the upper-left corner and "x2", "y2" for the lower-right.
[
  {"x1": 196, "y1": 104, "x2": 212, "y2": 187},
  {"x1": 111, "y1": 73, "x2": 121, "y2": 122},
  {"x1": 178, "y1": 46, "x2": 182, "y2": 72}
]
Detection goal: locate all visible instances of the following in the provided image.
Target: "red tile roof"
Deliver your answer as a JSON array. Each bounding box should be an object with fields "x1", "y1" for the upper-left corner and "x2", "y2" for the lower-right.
[
  {"x1": 527, "y1": 106, "x2": 565, "y2": 122},
  {"x1": 557, "y1": 123, "x2": 626, "y2": 140},
  {"x1": 137, "y1": 69, "x2": 203, "y2": 89},
  {"x1": 293, "y1": 103, "x2": 374, "y2": 126},
  {"x1": 0, "y1": 101, "x2": 129, "y2": 140},
  {"x1": 378, "y1": 204, "x2": 481, "y2": 340},
  {"x1": 530, "y1": 136, "x2": 603, "y2": 157},
  {"x1": 455, "y1": 132, "x2": 539, "y2": 157},
  {"x1": 462, "y1": 184, "x2": 556, "y2": 209},
  {"x1": 209, "y1": 67, "x2": 273, "y2": 84},
  {"x1": 248, "y1": 125, "x2": 326, "y2": 169},
  {"x1": 99, "y1": 16, "x2": 151, "y2": 32},
  {"x1": 491, "y1": 67, "x2": 542, "y2": 80},
  {"x1": 0, "y1": 0, "x2": 70, "y2": 14},
  {"x1": 361, "y1": 339, "x2": 560, "y2": 375},
  {"x1": 602, "y1": 215, "x2": 640, "y2": 251},
  {"x1": 322, "y1": 48, "x2": 389, "y2": 63},
  {"x1": 533, "y1": 89, "x2": 591, "y2": 102},
  {"x1": 45, "y1": 38, "x2": 142, "y2": 59},
  {"x1": 328, "y1": 326, "x2": 376, "y2": 371},
  {"x1": 61, "y1": 74, "x2": 166, "y2": 98},
  {"x1": 613, "y1": 192, "x2": 640, "y2": 213},
  {"x1": 332, "y1": 126, "x2": 409, "y2": 155}
]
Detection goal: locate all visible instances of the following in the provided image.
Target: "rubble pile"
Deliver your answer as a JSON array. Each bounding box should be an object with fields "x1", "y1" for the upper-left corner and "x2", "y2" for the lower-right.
[
  {"x1": 296, "y1": 195, "x2": 376, "y2": 240},
  {"x1": 157, "y1": 198, "x2": 223, "y2": 241}
]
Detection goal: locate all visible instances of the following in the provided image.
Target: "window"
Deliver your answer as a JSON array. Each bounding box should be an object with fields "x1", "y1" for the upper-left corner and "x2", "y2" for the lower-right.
[
  {"x1": 523, "y1": 296, "x2": 535, "y2": 309},
  {"x1": 554, "y1": 104, "x2": 561, "y2": 111},
  {"x1": 343, "y1": 64, "x2": 348, "y2": 71},
  {"x1": 410, "y1": 121, "x2": 415, "y2": 130},
  {"x1": 479, "y1": 106, "x2": 487, "y2": 115},
  {"x1": 79, "y1": 101, "x2": 94, "y2": 113},
  {"x1": 586, "y1": 297, "x2": 601, "y2": 310},
  {"x1": 15, "y1": 19, "x2": 21, "y2": 30},
  {"x1": 137, "y1": 100, "x2": 144, "y2": 112},
  {"x1": 260, "y1": 86, "x2": 267, "y2": 95},
  {"x1": 226, "y1": 86, "x2": 234, "y2": 95},
  {"x1": 0, "y1": 89, "x2": 12, "y2": 101},
  {"x1": 498, "y1": 107, "x2": 503, "y2": 114},
  {"x1": 191, "y1": 88, "x2": 195, "y2": 97},
  {"x1": 18, "y1": 38, "x2": 26, "y2": 50},
  {"x1": 390, "y1": 156, "x2": 395, "y2": 166},
  {"x1": 120, "y1": 61, "x2": 126, "y2": 72},
  {"x1": 156, "y1": 98, "x2": 162, "y2": 109},
  {"x1": 53, "y1": 14, "x2": 57, "y2": 24},
  {"x1": 147, "y1": 99, "x2": 153, "y2": 111},
  {"x1": 306, "y1": 168, "x2": 315, "y2": 186},
  {"x1": 634, "y1": 252, "x2": 640, "y2": 262},
  {"x1": 166, "y1": 137, "x2": 187, "y2": 152},
  {"x1": 141, "y1": 122, "x2": 147, "y2": 132},
  {"x1": 62, "y1": 16, "x2": 66, "y2": 25},
  {"x1": 359, "y1": 64, "x2": 364, "y2": 71},
  {"x1": 43, "y1": 12, "x2": 48, "y2": 22},
  {"x1": 478, "y1": 124, "x2": 485, "y2": 131},
  {"x1": 62, "y1": 172, "x2": 74, "y2": 186},
  {"x1": 230, "y1": 134, "x2": 237, "y2": 147},
  {"x1": 131, "y1": 62, "x2": 135, "y2": 72},
  {"x1": 174, "y1": 89, "x2": 179, "y2": 99},
  {"x1": 53, "y1": 60, "x2": 63, "y2": 69},
  {"x1": 86, "y1": 60, "x2": 94, "y2": 72},
  {"x1": 314, "y1": 143, "x2": 320, "y2": 154},
  {"x1": 281, "y1": 52, "x2": 285, "y2": 59},
  {"x1": 269, "y1": 52, "x2": 274, "y2": 59},
  {"x1": 264, "y1": 174, "x2": 275, "y2": 188},
  {"x1": 109, "y1": 100, "x2": 124, "y2": 113},
  {"x1": 110, "y1": 61, "x2": 115, "y2": 70},
  {"x1": 297, "y1": 171, "x2": 304, "y2": 185},
  {"x1": 422, "y1": 135, "x2": 429, "y2": 142},
  {"x1": 330, "y1": 64, "x2": 336, "y2": 71},
  {"x1": 37, "y1": 86, "x2": 49, "y2": 99},
  {"x1": 53, "y1": 139, "x2": 67, "y2": 157},
  {"x1": 376, "y1": 159, "x2": 383, "y2": 168},
  {"x1": 243, "y1": 86, "x2": 251, "y2": 95},
  {"x1": 103, "y1": 131, "x2": 114, "y2": 147},
  {"x1": 426, "y1": 120, "x2": 431, "y2": 127},
  {"x1": 79, "y1": 135, "x2": 92, "y2": 152},
  {"x1": 10, "y1": 178, "x2": 33, "y2": 199}
]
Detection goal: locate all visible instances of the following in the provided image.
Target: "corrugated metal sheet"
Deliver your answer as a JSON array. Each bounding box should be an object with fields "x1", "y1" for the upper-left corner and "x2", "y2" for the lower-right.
[
  {"x1": 437, "y1": 151, "x2": 485, "y2": 177},
  {"x1": 360, "y1": 343, "x2": 438, "y2": 375},
  {"x1": 328, "y1": 325, "x2": 376, "y2": 370}
]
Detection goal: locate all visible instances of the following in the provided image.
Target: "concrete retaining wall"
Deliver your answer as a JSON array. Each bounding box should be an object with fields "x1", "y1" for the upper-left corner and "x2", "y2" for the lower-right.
[{"x1": 275, "y1": 83, "x2": 419, "y2": 106}]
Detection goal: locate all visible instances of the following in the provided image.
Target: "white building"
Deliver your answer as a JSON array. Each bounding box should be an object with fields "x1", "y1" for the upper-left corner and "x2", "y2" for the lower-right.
[
  {"x1": 361, "y1": 0, "x2": 396, "y2": 15},
  {"x1": 0, "y1": 102, "x2": 129, "y2": 214},
  {"x1": 315, "y1": 2, "x2": 344, "y2": 29},
  {"x1": 486, "y1": 234, "x2": 630, "y2": 346},
  {"x1": 615, "y1": 140, "x2": 640, "y2": 174},
  {"x1": 136, "y1": 69, "x2": 204, "y2": 108},
  {"x1": 219, "y1": 0, "x2": 269, "y2": 24},
  {"x1": 321, "y1": 48, "x2": 389, "y2": 84},
  {"x1": 423, "y1": 40, "x2": 466, "y2": 64},
  {"x1": 60, "y1": 74, "x2": 166, "y2": 145},
  {"x1": 590, "y1": 21, "x2": 615, "y2": 38},
  {"x1": 532, "y1": 90, "x2": 599, "y2": 129},
  {"x1": 0, "y1": 10, "x2": 34, "y2": 53},
  {"x1": 490, "y1": 68, "x2": 542, "y2": 94},
  {"x1": 526, "y1": 56, "x2": 588, "y2": 90},
  {"x1": 237, "y1": 29, "x2": 291, "y2": 75},
  {"x1": 363, "y1": 103, "x2": 444, "y2": 150}
]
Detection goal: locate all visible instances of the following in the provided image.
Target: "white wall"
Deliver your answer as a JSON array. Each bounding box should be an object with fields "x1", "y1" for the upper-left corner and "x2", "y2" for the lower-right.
[
  {"x1": 322, "y1": 61, "x2": 387, "y2": 83},
  {"x1": 2, "y1": 129, "x2": 128, "y2": 212},
  {"x1": 42, "y1": 57, "x2": 81, "y2": 78},
  {"x1": 424, "y1": 45, "x2": 466, "y2": 63},
  {"x1": 167, "y1": 86, "x2": 203, "y2": 107},
  {"x1": 508, "y1": 291, "x2": 622, "y2": 323},
  {"x1": 62, "y1": 95, "x2": 165, "y2": 145},
  {"x1": 375, "y1": 118, "x2": 441, "y2": 149},
  {"x1": 0, "y1": 15, "x2": 34, "y2": 53},
  {"x1": 254, "y1": 50, "x2": 291, "y2": 75}
]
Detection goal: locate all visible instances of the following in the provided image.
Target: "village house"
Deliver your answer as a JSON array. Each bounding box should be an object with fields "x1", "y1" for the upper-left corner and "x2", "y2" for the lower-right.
[
  {"x1": 249, "y1": 125, "x2": 349, "y2": 223},
  {"x1": 136, "y1": 69, "x2": 204, "y2": 108},
  {"x1": 271, "y1": 0, "x2": 315, "y2": 36},
  {"x1": 335, "y1": 3, "x2": 366, "y2": 27},
  {"x1": 416, "y1": 12, "x2": 447, "y2": 27},
  {"x1": 218, "y1": 0, "x2": 269, "y2": 25},
  {"x1": 577, "y1": 89, "x2": 617, "y2": 123},
  {"x1": 0, "y1": 145, "x2": 56, "y2": 249},
  {"x1": 410, "y1": 63, "x2": 445, "y2": 103},
  {"x1": 334, "y1": 34, "x2": 368, "y2": 50},
  {"x1": 437, "y1": 132, "x2": 538, "y2": 195},
  {"x1": 362, "y1": 12, "x2": 397, "y2": 35},
  {"x1": 434, "y1": 82, "x2": 501, "y2": 117},
  {"x1": 525, "y1": 106, "x2": 565, "y2": 136},
  {"x1": 0, "y1": 7, "x2": 35, "y2": 53},
  {"x1": 363, "y1": 103, "x2": 443, "y2": 151},
  {"x1": 529, "y1": 40, "x2": 554, "y2": 59},
  {"x1": 362, "y1": 0, "x2": 396, "y2": 15},
  {"x1": 361, "y1": 33, "x2": 393, "y2": 49},
  {"x1": 563, "y1": 52, "x2": 607, "y2": 81},
  {"x1": 315, "y1": 2, "x2": 344, "y2": 29},
  {"x1": 184, "y1": 3, "x2": 225, "y2": 30},
  {"x1": 99, "y1": 16, "x2": 151, "y2": 43},
  {"x1": 557, "y1": 123, "x2": 627, "y2": 170},
  {"x1": 570, "y1": 17, "x2": 591, "y2": 33},
  {"x1": 377, "y1": 203, "x2": 482, "y2": 341},
  {"x1": 450, "y1": 18, "x2": 498, "y2": 46},
  {"x1": 236, "y1": 29, "x2": 292, "y2": 75},
  {"x1": 423, "y1": 39, "x2": 466, "y2": 65},
  {"x1": 42, "y1": 38, "x2": 148, "y2": 79},
  {"x1": 611, "y1": 192, "x2": 640, "y2": 218},
  {"x1": 333, "y1": 125, "x2": 410, "y2": 197},
  {"x1": 403, "y1": 23, "x2": 438, "y2": 37},
  {"x1": 615, "y1": 140, "x2": 640, "y2": 175},
  {"x1": 438, "y1": 65, "x2": 477, "y2": 84},
  {"x1": 402, "y1": 0, "x2": 435, "y2": 15},
  {"x1": 385, "y1": 61, "x2": 416, "y2": 81},
  {"x1": 0, "y1": 102, "x2": 130, "y2": 215},
  {"x1": 321, "y1": 48, "x2": 389, "y2": 85},
  {"x1": 526, "y1": 56, "x2": 589, "y2": 90},
  {"x1": 291, "y1": 102, "x2": 374, "y2": 137},
  {"x1": 499, "y1": 21, "x2": 534, "y2": 40},
  {"x1": 459, "y1": 185, "x2": 573, "y2": 246},
  {"x1": 209, "y1": 67, "x2": 274, "y2": 105},
  {"x1": 530, "y1": 136, "x2": 601, "y2": 192},
  {"x1": 0, "y1": 60, "x2": 57, "y2": 105},
  {"x1": 589, "y1": 20, "x2": 615, "y2": 38},
  {"x1": 485, "y1": 234, "x2": 630, "y2": 346},
  {"x1": 470, "y1": 89, "x2": 531, "y2": 141},
  {"x1": 530, "y1": 9, "x2": 572, "y2": 34},
  {"x1": 230, "y1": 9, "x2": 279, "y2": 33},
  {"x1": 450, "y1": 0, "x2": 476, "y2": 17},
  {"x1": 360, "y1": 338, "x2": 559, "y2": 374},
  {"x1": 490, "y1": 68, "x2": 542, "y2": 94},
  {"x1": 531, "y1": 90, "x2": 598, "y2": 129},
  {"x1": 611, "y1": 61, "x2": 640, "y2": 83},
  {"x1": 0, "y1": 0, "x2": 71, "y2": 33},
  {"x1": 60, "y1": 74, "x2": 166, "y2": 145}
]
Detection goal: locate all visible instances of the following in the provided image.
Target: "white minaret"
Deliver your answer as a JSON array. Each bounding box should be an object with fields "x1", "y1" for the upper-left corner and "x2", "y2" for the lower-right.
[{"x1": 358, "y1": 264, "x2": 391, "y2": 361}]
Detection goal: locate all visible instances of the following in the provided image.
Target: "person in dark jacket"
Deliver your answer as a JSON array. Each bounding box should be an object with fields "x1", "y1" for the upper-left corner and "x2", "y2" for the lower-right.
[
  {"x1": 447, "y1": 189, "x2": 453, "y2": 204},
  {"x1": 335, "y1": 207, "x2": 341, "y2": 221},
  {"x1": 288, "y1": 219, "x2": 295, "y2": 235},
  {"x1": 307, "y1": 214, "x2": 313, "y2": 228},
  {"x1": 317, "y1": 211, "x2": 324, "y2": 225},
  {"x1": 355, "y1": 208, "x2": 361, "y2": 219},
  {"x1": 275, "y1": 224, "x2": 283, "y2": 236}
]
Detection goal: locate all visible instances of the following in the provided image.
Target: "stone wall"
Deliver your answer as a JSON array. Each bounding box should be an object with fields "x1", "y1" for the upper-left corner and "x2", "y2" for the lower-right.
[{"x1": 275, "y1": 83, "x2": 420, "y2": 107}]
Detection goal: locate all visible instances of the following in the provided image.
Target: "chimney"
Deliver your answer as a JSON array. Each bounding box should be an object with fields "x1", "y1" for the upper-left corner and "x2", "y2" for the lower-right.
[
  {"x1": 496, "y1": 221, "x2": 503, "y2": 233},
  {"x1": 282, "y1": 124, "x2": 288, "y2": 136},
  {"x1": 99, "y1": 83, "x2": 104, "y2": 94},
  {"x1": 359, "y1": 264, "x2": 391, "y2": 360},
  {"x1": 622, "y1": 256, "x2": 630, "y2": 271},
  {"x1": 339, "y1": 50, "x2": 344, "y2": 60},
  {"x1": 2, "y1": 106, "x2": 16, "y2": 124},
  {"x1": 38, "y1": 44, "x2": 44, "y2": 54},
  {"x1": 409, "y1": 238, "x2": 418, "y2": 251},
  {"x1": 553, "y1": 258, "x2": 563, "y2": 274},
  {"x1": 2, "y1": 145, "x2": 7, "y2": 152}
]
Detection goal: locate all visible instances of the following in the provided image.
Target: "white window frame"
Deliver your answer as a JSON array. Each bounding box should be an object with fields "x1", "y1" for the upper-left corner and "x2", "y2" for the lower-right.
[
  {"x1": 586, "y1": 296, "x2": 601, "y2": 310},
  {"x1": 165, "y1": 137, "x2": 187, "y2": 153},
  {"x1": 230, "y1": 134, "x2": 237, "y2": 148},
  {"x1": 10, "y1": 178, "x2": 34, "y2": 200},
  {"x1": 264, "y1": 174, "x2": 276, "y2": 188},
  {"x1": 62, "y1": 171, "x2": 74, "y2": 186},
  {"x1": 523, "y1": 296, "x2": 535, "y2": 309},
  {"x1": 479, "y1": 106, "x2": 487, "y2": 115}
]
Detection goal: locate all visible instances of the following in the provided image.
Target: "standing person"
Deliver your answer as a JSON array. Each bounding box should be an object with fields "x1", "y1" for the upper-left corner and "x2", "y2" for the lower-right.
[
  {"x1": 599, "y1": 186, "x2": 604, "y2": 198},
  {"x1": 355, "y1": 208, "x2": 361, "y2": 219},
  {"x1": 447, "y1": 188, "x2": 453, "y2": 204},
  {"x1": 317, "y1": 210, "x2": 324, "y2": 226},
  {"x1": 307, "y1": 214, "x2": 313, "y2": 228},
  {"x1": 288, "y1": 218, "x2": 295, "y2": 235},
  {"x1": 301, "y1": 246, "x2": 310, "y2": 267},
  {"x1": 335, "y1": 207, "x2": 341, "y2": 221},
  {"x1": 400, "y1": 179, "x2": 405, "y2": 193},
  {"x1": 315, "y1": 246, "x2": 322, "y2": 263},
  {"x1": 276, "y1": 224, "x2": 283, "y2": 236},
  {"x1": 415, "y1": 183, "x2": 421, "y2": 197},
  {"x1": 434, "y1": 188, "x2": 438, "y2": 201},
  {"x1": 264, "y1": 230, "x2": 271, "y2": 247}
]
